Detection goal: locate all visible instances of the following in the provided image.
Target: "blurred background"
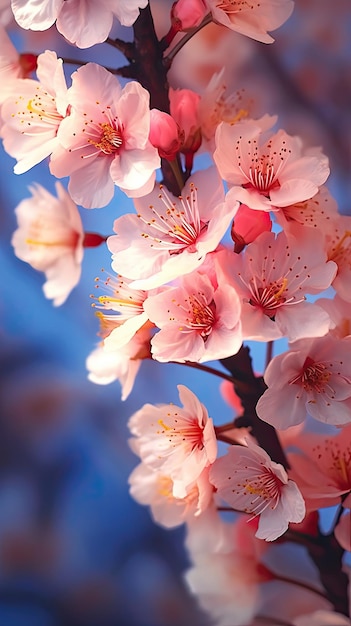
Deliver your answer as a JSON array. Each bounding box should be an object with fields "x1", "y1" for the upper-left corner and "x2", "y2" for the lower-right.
[{"x1": 0, "y1": 1, "x2": 350, "y2": 624}]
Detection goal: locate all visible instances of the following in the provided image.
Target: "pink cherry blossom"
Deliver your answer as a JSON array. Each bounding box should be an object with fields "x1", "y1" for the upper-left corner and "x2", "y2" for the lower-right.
[
  {"x1": 91, "y1": 272, "x2": 150, "y2": 351},
  {"x1": 205, "y1": 0, "x2": 294, "y2": 44},
  {"x1": 144, "y1": 270, "x2": 242, "y2": 363},
  {"x1": 0, "y1": 50, "x2": 68, "y2": 174},
  {"x1": 128, "y1": 384, "x2": 217, "y2": 498},
  {"x1": 11, "y1": 182, "x2": 83, "y2": 306},
  {"x1": 50, "y1": 63, "x2": 160, "y2": 208},
  {"x1": 210, "y1": 440, "x2": 305, "y2": 541},
  {"x1": 86, "y1": 325, "x2": 151, "y2": 400},
  {"x1": 108, "y1": 167, "x2": 235, "y2": 290},
  {"x1": 128, "y1": 464, "x2": 213, "y2": 528},
  {"x1": 214, "y1": 117, "x2": 330, "y2": 212},
  {"x1": 287, "y1": 425, "x2": 351, "y2": 511},
  {"x1": 215, "y1": 229, "x2": 336, "y2": 342},
  {"x1": 11, "y1": 0, "x2": 148, "y2": 48},
  {"x1": 256, "y1": 335, "x2": 351, "y2": 429}
]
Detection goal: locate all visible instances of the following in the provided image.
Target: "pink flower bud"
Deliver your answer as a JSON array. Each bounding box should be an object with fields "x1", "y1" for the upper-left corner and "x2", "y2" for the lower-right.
[
  {"x1": 169, "y1": 88, "x2": 202, "y2": 169},
  {"x1": 171, "y1": 0, "x2": 207, "y2": 31},
  {"x1": 149, "y1": 109, "x2": 181, "y2": 161},
  {"x1": 231, "y1": 204, "x2": 272, "y2": 253}
]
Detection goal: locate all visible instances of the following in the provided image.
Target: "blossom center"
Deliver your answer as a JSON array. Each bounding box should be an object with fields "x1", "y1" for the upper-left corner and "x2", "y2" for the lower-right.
[
  {"x1": 328, "y1": 230, "x2": 351, "y2": 267},
  {"x1": 157, "y1": 416, "x2": 204, "y2": 451},
  {"x1": 138, "y1": 183, "x2": 207, "y2": 253},
  {"x1": 289, "y1": 356, "x2": 332, "y2": 393},
  {"x1": 180, "y1": 294, "x2": 216, "y2": 339},
  {"x1": 247, "y1": 277, "x2": 289, "y2": 318},
  {"x1": 89, "y1": 122, "x2": 123, "y2": 155},
  {"x1": 241, "y1": 466, "x2": 283, "y2": 514},
  {"x1": 216, "y1": 0, "x2": 255, "y2": 14}
]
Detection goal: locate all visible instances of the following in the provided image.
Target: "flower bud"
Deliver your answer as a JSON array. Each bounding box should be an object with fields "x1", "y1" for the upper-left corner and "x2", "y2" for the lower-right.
[
  {"x1": 171, "y1": 0, "x2": 207, "y2": 31},
  {"x1": 231, "y1": 204, "x2": 272, "y2": 253},
  {"x1": 149, "y1": 109, "x2": 181, "y2": 161}
]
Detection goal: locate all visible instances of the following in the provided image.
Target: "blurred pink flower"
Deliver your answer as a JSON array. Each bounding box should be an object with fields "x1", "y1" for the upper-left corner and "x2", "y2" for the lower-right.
[
  {"x1": 128, "y1": 384, "x2": 217, "y2": 498},
  {"x1": 50, "y1": 63, "x2": 160, "y2": 208},
  {"x1": 12, "y1": 182, "x2": 83, "y2": 306},
  {"x1": 144, "y1": 270, "x2": 242, "y2": 363},
  {"x1": 214, "y1": 117, "x2": 330, "y2": 212},
  {"x1": 129, "y1": 464, "x2": 213, "y2": 528},
  {"x1": 205, "y1": 0, "x2": 294, "y2": 44},
  {"x1": 210, "y1": 440, "x2": 305, "y2": 541},
  {"x1": 1, "y1": 50, "x2": 68, "y2": 174},
  {"x1": 257, "y1": 335, "x2": 351, "y2": 429},
  {"x1": 108, "y1": 167, "x2": 235, "y2": 290}
]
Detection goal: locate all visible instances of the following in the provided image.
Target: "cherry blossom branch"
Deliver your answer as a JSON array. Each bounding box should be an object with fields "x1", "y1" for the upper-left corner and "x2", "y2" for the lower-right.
[
  {"x1": 306, "y1": 532, "x2": 349, "y2": 616},
  {"x1": 172, "y1": 360, "x2": 237, "y2": 384},
  {"x1": 105, "y1": 37, "x2": 135, "y2": 61},
  {"x1": 220, "y1": 347, "x2": 290, "y2": 469},
  {"x1": 162, "y1": 13, "x2": 212, "y2": 67},
  {"x1": 265, "y1": 340, "x2": 274, "y2": 369},
  {"x1": 132, "y1": 5, "x2": 185, "y2": 195}
]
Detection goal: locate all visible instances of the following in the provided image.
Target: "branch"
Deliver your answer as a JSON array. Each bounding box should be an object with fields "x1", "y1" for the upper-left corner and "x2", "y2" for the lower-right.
[{"x1": 220, "y1": 346, "x2": 289, "y2": 469}]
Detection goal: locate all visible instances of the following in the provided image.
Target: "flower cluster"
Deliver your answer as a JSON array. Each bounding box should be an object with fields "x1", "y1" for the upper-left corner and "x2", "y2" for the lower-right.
[{"x1": 1, "y1": 1, "x2": 350, "y2": 625}]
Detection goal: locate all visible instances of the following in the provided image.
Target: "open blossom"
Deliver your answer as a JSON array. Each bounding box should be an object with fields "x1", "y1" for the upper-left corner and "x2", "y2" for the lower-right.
[
  {"x1": 11, "y1": 182, "x2": 83, "y2": 306},
  {"x1": 144, "y1": 270, "x2": 242, "y2": 363},
  {"x1": 256, "y1": 336, "x2": 351, "y2": 429},
  {"x1": 11, "y1": 0, "x2": 148, "y2": 48},
  {"x1": 214, "y1": 117, "x2": 330, "y2": 212},
  {"x1": 216, "y1": 229, "x2": 336, "y2": 342},
  {"x1": 0, "y1": 50, "x2": 68, "y2": 174},
  {"x1": 210, "y1": 441, "x2": 305, "y2": 541},
  {"x1": 287, "y1": 426, "x2": 351, "y2": 511},
  {"x1": 205, "y1": 0, "x2": 294, "y2": 44},
  {"x1": 129, "y1": 464, "x2": 213, "y2": 528},
  {"x1": 50, "y1": 63, "x2": 160, "y2": 208},
  {"x1": 128, "y1": 385, "x2": 217, "y2": 498},
  {"x1": 108, "y1": 167, "x2": 236, "y2": 290}
]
